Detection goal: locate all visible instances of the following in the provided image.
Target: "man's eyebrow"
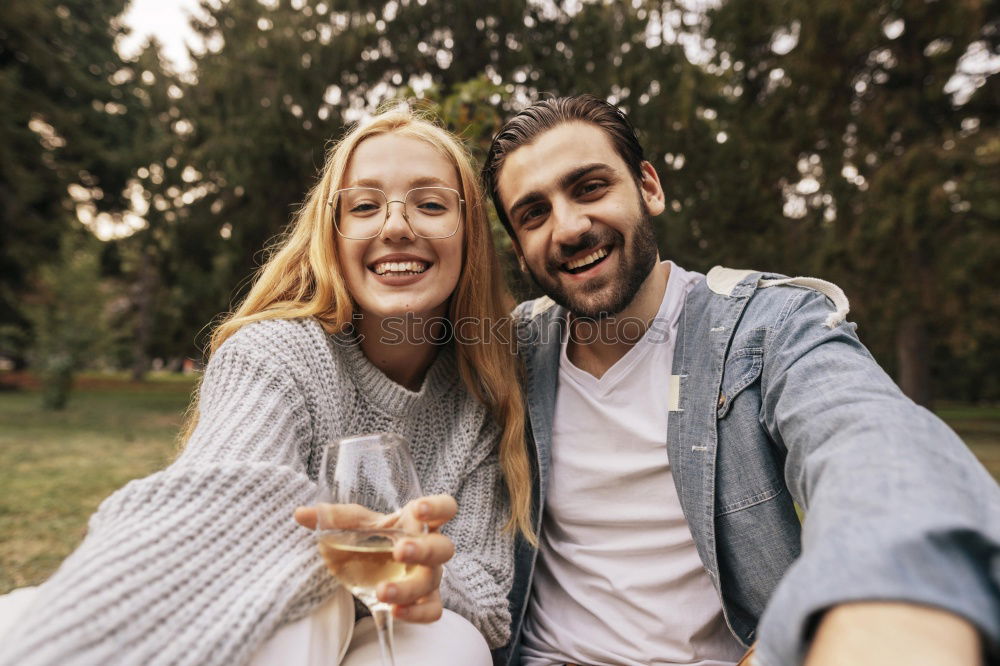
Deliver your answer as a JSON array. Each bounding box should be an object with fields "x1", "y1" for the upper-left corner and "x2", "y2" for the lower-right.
[
  {"x1": 557, "y1": 163, "x2": 611, "y2": 191},
  {"x1": 508, "y1": 192, "x2": 545, "y2": 221},
  {"x1": 508, "y1": 163, "x2": 612, "y2": 220}
]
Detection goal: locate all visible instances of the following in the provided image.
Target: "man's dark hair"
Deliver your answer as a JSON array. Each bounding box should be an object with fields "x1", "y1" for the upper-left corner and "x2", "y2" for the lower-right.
[{"x1": 481, "y1": 94, "x2": 646, "y2": 235}]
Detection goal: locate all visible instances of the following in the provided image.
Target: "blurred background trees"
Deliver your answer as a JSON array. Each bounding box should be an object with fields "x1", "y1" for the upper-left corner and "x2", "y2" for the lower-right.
[
  {"x1": 1, "y1": 0, "x2": 997, "y2": 407},
  {"x1": 0, "y1": 0, "x2": 136, "y2": 365},
  {"x1": 22, "y1": 231, "x2": 112, "y2": 409}
]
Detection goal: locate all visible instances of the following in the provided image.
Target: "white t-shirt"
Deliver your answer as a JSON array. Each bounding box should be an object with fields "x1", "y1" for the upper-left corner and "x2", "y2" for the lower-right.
[{"x1": 520, "y1": 262, "x2": 747, "y2": 666}]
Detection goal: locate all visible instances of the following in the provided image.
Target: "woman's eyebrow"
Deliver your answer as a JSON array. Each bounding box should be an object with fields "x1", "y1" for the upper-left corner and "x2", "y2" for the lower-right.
[
  {"x1": 408, "y1": 176, "x2": 452, "y2": 188},
  {"x1": 347, "y1": 178, "x2": 383, "y2": 189},
  {"x1": 345, "y1": 177, "x2": 452, "y2": 190}
]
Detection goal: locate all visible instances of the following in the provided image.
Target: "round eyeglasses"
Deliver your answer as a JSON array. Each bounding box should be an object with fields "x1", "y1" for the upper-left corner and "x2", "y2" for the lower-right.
[{"x1": 329, "y1": 187, "x2": 464, "y2": 240}]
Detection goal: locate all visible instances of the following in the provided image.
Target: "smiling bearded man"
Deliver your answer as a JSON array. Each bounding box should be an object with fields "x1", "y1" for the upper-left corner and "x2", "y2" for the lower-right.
[{"x1": 481, "y1": 95, "x2": 1000, "y2": 666}]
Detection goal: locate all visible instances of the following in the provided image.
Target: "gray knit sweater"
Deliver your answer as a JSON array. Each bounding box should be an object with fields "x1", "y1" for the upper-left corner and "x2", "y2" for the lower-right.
[{"x1": 0, "y1": 318, "x2": 514, "y2": 665}]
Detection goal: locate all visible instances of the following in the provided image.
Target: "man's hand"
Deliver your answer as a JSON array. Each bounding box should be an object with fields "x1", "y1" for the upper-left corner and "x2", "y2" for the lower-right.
[
  {"x1": 294, "y1": 494, "x2": 458, "y2": 622},
  {"x1": 805, "y1": 602, "x2": 982, "y2": 666}
]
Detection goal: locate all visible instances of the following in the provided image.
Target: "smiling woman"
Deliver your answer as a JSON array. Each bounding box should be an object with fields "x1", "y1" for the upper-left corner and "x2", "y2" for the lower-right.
[
  {"x1": 333, "y1": 133, "x2": 465, "y2": 338},
  {"x1": 0, "y1": 106, "x2": 533, "y2": 666}
]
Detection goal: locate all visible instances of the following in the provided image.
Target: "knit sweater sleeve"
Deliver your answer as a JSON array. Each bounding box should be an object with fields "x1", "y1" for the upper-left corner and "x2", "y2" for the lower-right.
[
  {"x1": 0, "y1": 331, "x2": 334, "y2": 666},
  {"x1": 439, "y1": 416, "x2": 515, "y2": 649}
]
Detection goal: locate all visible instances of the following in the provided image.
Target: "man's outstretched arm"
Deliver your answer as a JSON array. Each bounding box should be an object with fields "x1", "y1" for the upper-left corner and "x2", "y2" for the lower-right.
[
  {"x1": 752, "y1": 287, "x2": 999, "y2": 664},
  {"x1": 806, "y1": 602, "x2": 982, "y2": 666}
]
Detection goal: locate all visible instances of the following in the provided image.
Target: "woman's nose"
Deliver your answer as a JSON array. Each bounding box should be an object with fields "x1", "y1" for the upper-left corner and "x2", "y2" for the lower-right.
[{"x1": 380, "y1": 200, "x2": 414, "y2": 241}]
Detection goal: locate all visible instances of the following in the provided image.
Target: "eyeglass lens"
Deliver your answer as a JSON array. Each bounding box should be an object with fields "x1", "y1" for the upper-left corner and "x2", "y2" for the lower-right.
[{"x1": 332, "y1": 187, "x2": 461, "y2": 239}]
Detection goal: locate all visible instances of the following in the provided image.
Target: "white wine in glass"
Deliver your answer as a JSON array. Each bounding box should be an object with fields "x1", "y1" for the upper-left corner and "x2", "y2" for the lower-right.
[{"x1": 315, "y1": 433, "x2": 426, "y2": 666}]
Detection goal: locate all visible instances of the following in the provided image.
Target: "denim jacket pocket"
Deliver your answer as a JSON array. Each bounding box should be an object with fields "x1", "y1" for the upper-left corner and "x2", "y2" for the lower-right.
[
  {"x1": 715, "y1": 482, "x2": 784, "y2": 516},
  {"x1": 717, "y1": 346, "x2": 764, "y2": 419}
]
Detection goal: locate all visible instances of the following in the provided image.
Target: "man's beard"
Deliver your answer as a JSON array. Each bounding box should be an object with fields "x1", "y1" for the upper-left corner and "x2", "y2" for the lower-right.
[{"x1": 525, "y1": 204, "x2": 658, "y2": 319}]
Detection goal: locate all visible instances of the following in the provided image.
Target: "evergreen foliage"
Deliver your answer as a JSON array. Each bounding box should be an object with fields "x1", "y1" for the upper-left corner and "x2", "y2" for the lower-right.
[
  {"x1": 23, "y1": 232, "x2": 111, "y2": 409},
  {"x1": 1, "y1": 0, "x2": 996, "y2": 404}
]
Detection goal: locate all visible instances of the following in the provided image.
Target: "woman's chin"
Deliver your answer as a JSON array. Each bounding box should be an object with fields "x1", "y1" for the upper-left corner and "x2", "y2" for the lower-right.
[{"x1": 355, "y1": 301, "x2": 451, "y2": 326}]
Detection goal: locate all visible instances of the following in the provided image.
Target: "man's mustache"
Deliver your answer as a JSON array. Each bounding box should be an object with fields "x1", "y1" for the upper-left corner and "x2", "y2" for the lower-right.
[{"x1": 546, "y1": 230, "x2": 620, "y2": 270}]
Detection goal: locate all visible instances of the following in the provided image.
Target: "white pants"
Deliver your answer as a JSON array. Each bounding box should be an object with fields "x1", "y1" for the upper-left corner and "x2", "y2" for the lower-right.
[{"x1": 0, "y1": 587, "x2": 492, "y2": 666}]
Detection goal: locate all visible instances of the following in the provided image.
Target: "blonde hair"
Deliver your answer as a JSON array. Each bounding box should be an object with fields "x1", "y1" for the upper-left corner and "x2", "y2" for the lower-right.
[{"x1": 183, "y1": 105, "x2": 535, "y2": 543}]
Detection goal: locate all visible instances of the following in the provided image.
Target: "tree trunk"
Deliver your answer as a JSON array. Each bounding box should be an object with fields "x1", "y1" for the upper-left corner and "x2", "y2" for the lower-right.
[
  {"x1": 130, "y1": 249, "x2": 157, "y2": 382},
  {"x1": 896, "y1": 313, "x2": 932, "y2": 408}
]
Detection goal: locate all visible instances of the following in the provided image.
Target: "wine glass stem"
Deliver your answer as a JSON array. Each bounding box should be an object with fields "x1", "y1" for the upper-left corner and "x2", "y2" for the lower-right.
[{"x1": 370, "y1": 607, "x2": 397, "y2": 666}]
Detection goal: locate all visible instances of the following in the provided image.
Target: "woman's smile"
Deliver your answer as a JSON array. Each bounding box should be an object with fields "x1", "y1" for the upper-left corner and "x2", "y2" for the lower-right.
[{"x1": 368, "y1": 252, "x2": 433, "y2": 286}]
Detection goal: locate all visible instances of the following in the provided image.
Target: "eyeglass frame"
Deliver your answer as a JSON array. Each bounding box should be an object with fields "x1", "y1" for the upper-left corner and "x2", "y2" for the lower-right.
[{"x1": 327, "y1": 186, "x2": 466, "y2": 240}]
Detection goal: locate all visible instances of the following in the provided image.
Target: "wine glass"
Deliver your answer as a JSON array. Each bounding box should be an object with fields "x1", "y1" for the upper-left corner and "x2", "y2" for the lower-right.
[{"x1": 315, "y1": 433, "x2": 426, "y2": 666}]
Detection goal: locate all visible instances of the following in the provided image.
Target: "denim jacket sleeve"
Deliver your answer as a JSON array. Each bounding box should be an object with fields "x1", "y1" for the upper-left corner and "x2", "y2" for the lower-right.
[{"x1": 752, "y1": 286, "x2": 1000, "y2": 665}]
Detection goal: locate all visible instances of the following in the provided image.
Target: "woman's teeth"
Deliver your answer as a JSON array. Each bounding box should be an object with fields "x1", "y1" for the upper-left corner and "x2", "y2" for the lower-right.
[
  {"x1": 373, "y1": 261, "x2": 429, "y2": 275},
  {"x1": 565, "y1": 248, "x2": 608, "y2": 272}
]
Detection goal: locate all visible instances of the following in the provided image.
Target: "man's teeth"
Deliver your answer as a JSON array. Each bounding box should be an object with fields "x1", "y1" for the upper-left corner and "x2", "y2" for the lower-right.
[
  {"x1": 373, "y1": 261, "x2": 429, "y2": 275},
  {"x1": 565, "y1": 248, "x2": 609, "y2": 271}
]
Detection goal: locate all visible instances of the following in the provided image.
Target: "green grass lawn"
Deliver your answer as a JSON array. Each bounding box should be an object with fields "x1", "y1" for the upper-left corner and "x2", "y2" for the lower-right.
[
  {"x1": 1, "y1": 375, "x2": 998, "y2": 594},
  {"x1": 0, "y1": 374, "x2": 195, "y2": 593},
  {"x1": 936, "y1": 405, "x2": 1000, "y2": 480}
]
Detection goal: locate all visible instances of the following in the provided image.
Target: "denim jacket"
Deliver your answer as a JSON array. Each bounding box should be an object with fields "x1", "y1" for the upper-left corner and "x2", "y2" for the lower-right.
[{"x1": 497, "y1": 267, "x2": 1000, "y2": 666}]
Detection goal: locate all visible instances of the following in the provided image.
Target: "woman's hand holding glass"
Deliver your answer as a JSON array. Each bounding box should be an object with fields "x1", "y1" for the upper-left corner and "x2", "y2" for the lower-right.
[
  {"x1": 306, "y1": 433, "x2": 454, "y2": 665},
  {"x1": 294, "y1": 494, "x2": 457, "y2": 622},
  {"x1": 295, "y1": 432, "x2": 457, "y2": 666}
]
